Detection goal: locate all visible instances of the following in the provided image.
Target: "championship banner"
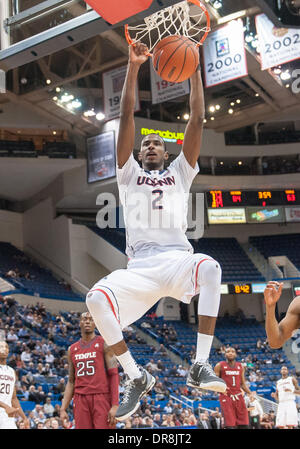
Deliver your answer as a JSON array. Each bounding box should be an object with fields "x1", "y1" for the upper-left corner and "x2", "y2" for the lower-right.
[
  {"x1": 150, "y1": 63, "x2": 190, "y2": 105},
  {"x1": 102, "y1": 66, "x2": 140, "y2": 121},
  {"x1": 255, "y1": 14, "x2": 300, "y2": 70},
  {"x1": 285, "y1": 206, "x2": 300, "y2": 222},
  {"x1": 202, "y1": 19, "x2": 248, "y2": 88},
  {"x1": 87, "y1": 131, "x2": 116, "y2": 183}
]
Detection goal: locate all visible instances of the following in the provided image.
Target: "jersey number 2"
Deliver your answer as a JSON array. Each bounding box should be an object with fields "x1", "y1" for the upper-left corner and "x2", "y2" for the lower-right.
[{"x1": 152, "y1": 190, "x2": 163, "y2": 210}]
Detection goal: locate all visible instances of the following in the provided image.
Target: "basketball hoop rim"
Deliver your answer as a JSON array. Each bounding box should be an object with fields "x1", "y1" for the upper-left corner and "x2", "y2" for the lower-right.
[{"x1": 124, "y1": 0, "x2": 210, "y2": 56}]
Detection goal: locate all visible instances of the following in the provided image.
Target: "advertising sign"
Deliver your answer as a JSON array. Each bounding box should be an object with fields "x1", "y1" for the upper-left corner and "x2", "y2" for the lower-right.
[{"x1": 207, "y1": 208, "x2": 246, "y2": 224}]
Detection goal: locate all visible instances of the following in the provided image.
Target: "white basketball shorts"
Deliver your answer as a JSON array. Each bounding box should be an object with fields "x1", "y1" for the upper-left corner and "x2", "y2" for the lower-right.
[
  {"x1": 0, "y1": 415, "x2": 17, "y2": 429},
  {"x1": 89, "y1": 250, "x2": 219, "y2": 329},
  {"x1": 276, "y1": 400, "x2": 298, "y2": 427}
]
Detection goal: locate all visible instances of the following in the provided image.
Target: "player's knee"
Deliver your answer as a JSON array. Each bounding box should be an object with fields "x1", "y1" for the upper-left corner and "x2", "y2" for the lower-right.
[
  {"x1": 198, "y1": 259, "x2": 222, "y2": 284},
  {"x1": 86, "y1": 289, "x2": 106, "y2": 313}
]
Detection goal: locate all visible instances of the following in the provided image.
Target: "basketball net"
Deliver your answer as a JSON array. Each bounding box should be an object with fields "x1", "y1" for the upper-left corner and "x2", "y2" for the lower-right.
[
  {"x1": 125, "y1": 0, "x2": 210, "y2": 54},
  {"x1": 256, "y1": 394, "x2": 278, "y2": 415}
]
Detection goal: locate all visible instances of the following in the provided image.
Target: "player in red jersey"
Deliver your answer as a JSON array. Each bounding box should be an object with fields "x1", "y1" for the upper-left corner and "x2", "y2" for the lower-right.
[
  {"x1": 214, "y1": 347, "x2": 251, "y2": 429},
  {"x1": 60, "y1": 312, "x2": 119, "y2": 429}
]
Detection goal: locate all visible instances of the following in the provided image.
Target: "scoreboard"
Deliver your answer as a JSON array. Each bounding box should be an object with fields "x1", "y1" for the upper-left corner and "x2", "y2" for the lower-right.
[{"x1": 206, "y1": 190, "x2": 300, "y2": 208}]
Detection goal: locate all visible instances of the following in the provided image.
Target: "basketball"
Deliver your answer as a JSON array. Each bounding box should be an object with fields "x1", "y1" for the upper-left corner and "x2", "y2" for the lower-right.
[{"x1": 152, "y1": 35, "x2": 199, "y2": 83}]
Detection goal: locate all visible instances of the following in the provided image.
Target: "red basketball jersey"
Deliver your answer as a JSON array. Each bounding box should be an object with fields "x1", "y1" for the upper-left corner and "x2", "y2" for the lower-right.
[
  {"x1": 219, "y1": 361, "x2": 243, "y2": 394},
  {"x1": 70, "y1": 335, "x2": 110, "y2": 395}
]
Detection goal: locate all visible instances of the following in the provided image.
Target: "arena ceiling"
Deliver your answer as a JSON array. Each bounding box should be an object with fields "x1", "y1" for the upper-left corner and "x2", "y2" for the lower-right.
[{"x1": 0, "y1": 0, "x2": 299, "y2": 139}]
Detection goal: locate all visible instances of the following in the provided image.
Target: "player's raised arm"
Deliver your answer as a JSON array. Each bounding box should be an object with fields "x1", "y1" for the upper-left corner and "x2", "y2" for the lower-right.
[
  {"x1": 264, "y1": 281, "x2": 300, "y2": 348},
  {"x1": 182, "y1": 66, "x2": 205, "y2": 168},
  {"x1": 117, "y1": 43, "x2": 148, "y2": 168}
]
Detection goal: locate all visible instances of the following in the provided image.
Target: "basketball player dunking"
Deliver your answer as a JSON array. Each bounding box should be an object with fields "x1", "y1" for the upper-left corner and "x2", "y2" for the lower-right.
[
  {"x1": 86, "y1": 42, "x2": 226, "y2": 421},
  {"x1": 0, "y1": 341, "x2": 29, "y2": 429},
  {"x1": 214, "y1": 347, "x2": 251, "y2": 429}
]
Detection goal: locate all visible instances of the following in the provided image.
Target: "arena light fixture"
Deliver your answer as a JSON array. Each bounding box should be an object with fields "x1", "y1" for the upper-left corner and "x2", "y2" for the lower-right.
[
  {"x1": 83, "y1": 109, "x2": 96, "y2": 117},
  {"x1": 183, "y1": 113, "x2": 190, "y2": 120},
  {"x1": 213, "y1": 1, "x2": 222, "y2": 9},
  {"x1": 281, "y1": 71, "x2": 291, "y2": 80},
  {"x1": 61, "y1": 93, "x2": 74, "y2": 103},
  {"x1": 96, "y1": 112, "x2": 105, "y2": 121},
  {"x1": 71, "y1": 99, "x2": 82, "y2": 109},
  {"x1": 228, "y1": 109, "x2": 234, "y2": 114}
]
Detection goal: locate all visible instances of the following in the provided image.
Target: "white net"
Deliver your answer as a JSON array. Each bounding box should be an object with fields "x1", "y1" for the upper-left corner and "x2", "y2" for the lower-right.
[
  {"x1": 257, "y1": 395, "x2": 278, "y2": 415},
  {"x1": 125, "y1": 0, "x2": 210, "y2": 52}
]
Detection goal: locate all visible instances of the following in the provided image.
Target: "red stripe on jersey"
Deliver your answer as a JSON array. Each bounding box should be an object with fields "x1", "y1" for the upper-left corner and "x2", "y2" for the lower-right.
[{"x1": 90, "y1": 288, "x2": 120, "y2": 323}]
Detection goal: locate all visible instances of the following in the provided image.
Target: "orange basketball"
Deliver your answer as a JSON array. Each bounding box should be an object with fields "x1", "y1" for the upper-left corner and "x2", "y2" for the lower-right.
[{"x1": 152, "y1": 35, "x2": 199, "y2": 83}]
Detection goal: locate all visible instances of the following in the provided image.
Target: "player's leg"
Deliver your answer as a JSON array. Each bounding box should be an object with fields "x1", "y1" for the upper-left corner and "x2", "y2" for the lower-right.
[
  {"x1": 72, "y1": 394, "x2": 93, "y2": 429},
  {"x1": 219, "y1": 395, "x2": 237, "y2": 429},
  {"x1": 86, "y1": 269, "x2": 159, "y2": 421},
  {"x1": 162, "y1": 251, "x2": 226, "y2": 392},
  {"x1": 285, "y1": 401, "x2": 298, "y2": 429},
  {"x1": 236, "y1": 396, "x2": 250, "y2": 429},
  {"x1": 92, "y1": 393, "x2": 115, "y2": 429},
  {"x1": 187, "y1": 258, "x2": 226, "y2": 392},
  {"x1": 275, "y1": 403, "x2": 285, "y2": 428}
]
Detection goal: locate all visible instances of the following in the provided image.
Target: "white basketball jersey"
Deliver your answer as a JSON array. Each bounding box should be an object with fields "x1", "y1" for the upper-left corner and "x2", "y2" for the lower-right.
[
  {"x1": 0, "y1": 365, "x2": 15, "y2": 414},
  {"x1": 117, "y1": 152, "x2": 199, "y2": 259},
  {"x1": 277, "y1": 376, "x2": 295, "y2": 402}
]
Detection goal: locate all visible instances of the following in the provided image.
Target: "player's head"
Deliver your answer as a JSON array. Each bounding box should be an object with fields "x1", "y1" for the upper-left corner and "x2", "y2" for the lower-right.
[
  {"x1": 138, "y1": 133, "x2": 169, "y2": 171},
  {"x1": 80, "y1": 312, "x2": 95, "y2": 335},
  {"x1": 225, "y1": 347, "x2": 237, "y2": 361},
  {"x1": 0, "y1": 341, "x2": 9, "y2": 360},
  {"x1": 280, "y1": 366, "x2": 289, "y2": 377}
]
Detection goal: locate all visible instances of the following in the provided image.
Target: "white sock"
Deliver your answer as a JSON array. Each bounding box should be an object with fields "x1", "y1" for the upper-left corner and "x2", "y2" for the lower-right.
[
  {"x1": 116, "y1": 351, "x2": 142, "y2": 379},
  {"x1": 195, "y1": 333, "x2": 214, "y2": 363}
]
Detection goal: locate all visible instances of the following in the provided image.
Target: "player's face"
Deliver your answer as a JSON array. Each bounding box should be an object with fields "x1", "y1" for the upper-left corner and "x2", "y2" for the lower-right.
[
  {"x1": 80, "y1": 313, "x2": 95, "y2": 333},
  {"x1": 281, "y1": 366, "x2": 288, "y2": 377},
  {"x1": 225, "y1": 348, "x2": 236, "y2": 361},
  {"x1": 0, "y1": 342, "x2": 9, "y2": 359},
  {"x1": 139, "y1": 134, "x2": 168, "y2": 170}
]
